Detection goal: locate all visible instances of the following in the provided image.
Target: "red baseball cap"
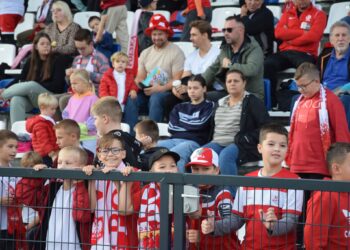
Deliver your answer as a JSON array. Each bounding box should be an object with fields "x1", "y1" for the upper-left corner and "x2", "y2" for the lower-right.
[
  {"x1": 145, "y1": 14, "x2": 174, "y2": 37},
  {"x1": 185, "y1": 148, "x2": 219, "y2": 168}
]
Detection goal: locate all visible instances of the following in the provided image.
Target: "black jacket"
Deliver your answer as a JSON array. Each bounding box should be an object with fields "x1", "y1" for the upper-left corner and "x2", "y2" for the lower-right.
[{"x1": 210, "y1": 93, "x2": 270, "y2": 165}]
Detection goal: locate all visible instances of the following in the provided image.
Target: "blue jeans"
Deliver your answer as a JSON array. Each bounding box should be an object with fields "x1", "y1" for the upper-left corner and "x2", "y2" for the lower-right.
[
  {"x1": 158, "y1": 138, "x2": 200, "y2": 173},
  {"x1": 122, "y1": 97, "x2": 138, "y2": 135},
  {"x1": 202, "y1": 142, "x2": 239, "y2": 176},
  {"x1": 137, "y1": 91, "x2": 171, "y2": 122}
]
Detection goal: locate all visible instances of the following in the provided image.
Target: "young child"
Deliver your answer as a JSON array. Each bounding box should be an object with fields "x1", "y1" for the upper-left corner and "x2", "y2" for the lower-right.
[
  {"x1": 134, "y1": 119, "x2": 164, "y2": 171},
  {"x1": 202, "y1": 123, "x2": 304, "y2": 249},
  {"x1": 0, "y1": 130, "x2": 24, "y2": 250},
  {"x1": 88, "y1": 15, "x2": 115, "y2": 62},
  {"x1": 99, "y1": 51, "x2": 139, "y2": 130},
  {"x1": 123, "y1": 148, "x2": 180, "y2": 249},
  {"x1": 91, "y1": 96, "x2": 141, "y2": 167},
  {"x1": 26, "y1": 92, "x2": 59, "y2": 167},
  {"x1": 62, "y1": 69, "x2": 99, "y2": 154},
  {"x1": 83, "y1": 133, "x2": 140, "y2": 249},
  {"x1": 54, "y1": 119, "x2": 95, "y2": 163},
  {"x1": 304, "y1": 142, "x2": 350, "y2": 249},
  {"x1": 185, "y1": 147, "x2": 239, "y2": 249},
  {"x1": 15, "y1": 146, "x2": 92, "y2": 250}
]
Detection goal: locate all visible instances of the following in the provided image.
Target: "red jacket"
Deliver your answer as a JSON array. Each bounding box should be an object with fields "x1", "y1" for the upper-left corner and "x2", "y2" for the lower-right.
[
  {"x1": 184, "y1": 0, "x2": 211, "y2": 16},
  {"x1": 100, "y1": 0, "x2": 126, "y2": 10},
  {"x1": 99, "y1": 68, "x2": 138, "y2": 104},
  {"x1": 15, "y1": 179, "x2": 92, "y2": 250},
  {"x1": 275, "y1": 4, "x2": 326, "y2": 57},
  {"x1": 26, "y1": 115, "x2": 59, "y2": 157}
]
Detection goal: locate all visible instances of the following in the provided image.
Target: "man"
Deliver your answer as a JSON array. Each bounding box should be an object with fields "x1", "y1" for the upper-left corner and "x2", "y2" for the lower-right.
[
  {"x1": 318, "y1": 21, "x2": 350, "y2": 93},
  {"x1": 240, "y1": 0, "x2": 274, "y2": 56},
  {"x1": 65, "y1": 28, "x2": 110, "y2": 92},
  {"x1": 164, "y1": 20, "x2": 220, "y2": 118},
  {"x1": 135, "y1": 14, "x2": 185, "y2": 122},
  {"x1": 264, "y1": 0, "x2": 327, "y2": 106},
  {"x1": 201, "y1": 15, "x2": 264, "y2": 101},
  {"x1": 286, "y1": 62, "x2": 350, "y2": 179}
]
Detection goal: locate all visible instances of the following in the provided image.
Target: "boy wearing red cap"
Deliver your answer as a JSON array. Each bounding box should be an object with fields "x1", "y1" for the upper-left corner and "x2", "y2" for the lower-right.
[
  {"x1": 185, "y1": 147, "x2": 240, "y2": 249},
  {"x1": 135, "y1": 14, "x2": 185, "y2": 122},
  {"x1": 201, "y1": 124, "x2": 304, "y2": 249}
]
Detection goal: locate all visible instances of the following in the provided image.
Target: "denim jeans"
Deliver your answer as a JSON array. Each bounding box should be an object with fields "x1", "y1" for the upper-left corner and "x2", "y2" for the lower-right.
[
  {"x1": 122, "y1": 97, "x2": 138, "y2": 135},
  {"x1": 137, "y1": 91, "x2": 171, "y2": 122},
  {"x1": 158, "y1": 138, "x2": 200, "y2": 173},
  {"x1": 202, "y1": 142, "x2": 239, "y2": 176}
]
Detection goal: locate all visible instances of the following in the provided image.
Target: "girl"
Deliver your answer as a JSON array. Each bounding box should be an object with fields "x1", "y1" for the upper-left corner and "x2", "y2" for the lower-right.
[
  {"x1": 62, "y1": 69, "x2": 99, "y2": 154},
  {"x1": 83, "y1": 133, "x2": 140, "y2": 249}
]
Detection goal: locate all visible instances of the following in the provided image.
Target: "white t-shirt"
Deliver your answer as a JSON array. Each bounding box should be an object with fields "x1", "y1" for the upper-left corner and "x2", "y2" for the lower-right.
[
  {"x1": 46, "y1": 185, "x2": 81, "y2": 250},
  {"x1": 184, "y1": 45, "x2": 220, "y2": 75},
  {"x1": 113, "y1": 70, "x2": 126, "y2": 110},
  {"x1": 0, "y1": 176, "x2": 18, "y2": 230},
  {"x1": 0, "y1": 1, "x2": 25, "y2": 15}
]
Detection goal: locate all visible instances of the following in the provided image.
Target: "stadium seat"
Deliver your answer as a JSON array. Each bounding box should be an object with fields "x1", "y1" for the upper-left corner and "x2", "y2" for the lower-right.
[
  {"x1": 14, "y1": 13, "x2": 35, "y2": 40},
  {"x1": 174, "y1": 42, "x2": 195, "y2": 57},
  {"x1": 0, "y1": 44, "x2": 16, "y2": 66},
  {"x1": 27, "y1": 0, "x2": 43, "y2": 12},
  {"x1": 211, "y1": 7, "x2": 241, "y2": 37},
  {"x1": 210, "y1": 0, "x2": 239, "y2": 7},
  {"x1": 73, "y1": 11, "x2": 100, "y2": 30},
  {"x1": 324, "y1": 2, "x2": 350, "y2": 34},
  {"x1": 127, "y1": 11, "x2": 135, "y2": 35},
  {"x1": 152, "y1": 10, "x2": 170, "y2": 21},
  {"x1": 157, "y1": 123, "x2": 171, "y2": 138},
  {"x1": 211, "y1": 40, "x2": 222, "y2": 49},
  {"x1": 266, "y1": 5, "x2": 282, "y2": 20},
  {"x1": 121, "y1": 123, "x2": 130, "y2": 133}
]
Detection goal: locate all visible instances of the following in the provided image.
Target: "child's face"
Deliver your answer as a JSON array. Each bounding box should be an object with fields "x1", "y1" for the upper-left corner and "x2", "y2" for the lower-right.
[
  {"x1": 258, "y1": 132, "x2": 288, "y2": 167},
  {"x1": 0, "y1": 139, "x2": 18, "y2": 164},
  {"x1": 135, "y1": 129, "x2": 150, "y2": 147},
  {"x1": 151, "y1": 155, "x2": 178, "y2": 173},
  {"x1": 334, "y1": 153, "x2": 350, "y2": 181},
  {"x1": 94, "y1": 114, "x2": 108, "y2": 136},
  {"x1": 57, "y1": 151, "x2": 83, "y2": 170},
  {"x1": 40, "y1": 105, "x2": 57, "y2": 117},
  {"x1": 187, "y1": 80, "x2": 206, "y2": 103},
  {"x1": 191, "y1": 165, "x2": 219, "y2": 175},
  {"x1": 98, "y1": 140, "x2": 126, "y2": 167},
  {"x1": 55, "y1": 128, "x2": 78, "y2": 149},
  {"x1": 89, "y1": 18, "x2": 100, "y2": 33},
  {"x1": 112, "y1": 58, "x2": 128, "y2": 73},
  {"x1": 70, "y1": 76, "x2": 90, "y2": 95}
]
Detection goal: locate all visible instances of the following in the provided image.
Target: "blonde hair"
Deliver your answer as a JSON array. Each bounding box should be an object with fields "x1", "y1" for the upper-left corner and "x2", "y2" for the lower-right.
[
  {"x1": 110, "y1": 52, "x2": 129, "y2": 64},
  {"x1": 59, "y1": 146, "x2": 88, "y2": 166},
  {"x1": 21, "y1": 151, "x2": 43, "y2": 168},
  {"x1": 52, "y1": 1, "x2": 73, "y2": 23},
  {"x1": 91, "y1": 96, "x2": 122, "y2": 123},
  {"x1": 54, "y1": 119, "x2": 81, "y2": 138},
  {"x1": 70, "y1": 69, "x2": 95, "y2": 93},
  {"x1": 38, "y1": 92, "x2": 58, "y2": 107}
]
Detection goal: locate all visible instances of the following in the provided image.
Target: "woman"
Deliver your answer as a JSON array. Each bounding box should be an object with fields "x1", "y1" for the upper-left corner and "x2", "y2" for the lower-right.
[
  {"x1": 0, "y1": 32, "x2": 71, "y2": 125},
  {"x1": 44, "y1": 0, "x2": 80, "y2": 56},
  {"x1": 158, "y1": 75, "x2": 215, "y2": 172},
  {"x1": 203, "y1": 69, "x2": 270, "y2": 176}
]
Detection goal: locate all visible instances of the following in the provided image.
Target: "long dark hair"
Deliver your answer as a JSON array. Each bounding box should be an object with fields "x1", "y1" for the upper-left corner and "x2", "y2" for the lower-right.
[{"x1": 26, "y1": 32, "x2": 54, "y2": 82}]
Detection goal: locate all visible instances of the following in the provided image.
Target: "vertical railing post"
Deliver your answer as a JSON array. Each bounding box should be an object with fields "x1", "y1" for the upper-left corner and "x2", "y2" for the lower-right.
[
  {"x1": 173, "y1": 183, "x2": 185, "y2": 250},
  {"x1": 159, "y1": 177, "x2": 170, "y2": 249}
]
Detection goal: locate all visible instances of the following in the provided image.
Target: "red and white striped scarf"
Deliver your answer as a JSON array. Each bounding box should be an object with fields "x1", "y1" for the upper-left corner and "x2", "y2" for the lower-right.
[
  {"x1": 126, "y1": 9, "x2": 142, "y2": 76},
  {"x1": 91, "y1": 165, "x2": 128, "y2": 249},
  {"x1": 137, "y1": 182, "x2": 162, "y2": 249}
]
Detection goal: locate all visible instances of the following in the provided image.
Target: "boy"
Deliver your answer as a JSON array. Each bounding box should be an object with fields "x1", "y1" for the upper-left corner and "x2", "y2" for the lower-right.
[
  {"x1": 88, "y1": 15, "x2": 115, "y2": 61},
  {"x1": 0, "y1": 130, "x2": 23, "y2": 250},
  {"x1": 54, "y1": 119, "x2": 94, "y2": 164},
  {"x1": 15, "y1": 146, "x2": 92, "y2": 250},
  {"x1": 185, "y1": 147, "x2": 239, "y2": 249},
  {"x1": 91, "y1": 96, "x2": 141, "y2": 167},
  {"x1": 134, "y1": 119, "x2": 164, "y2": 171},
  {"x1": 26, "y1": 93, "x2": 59, "y2": 167},
  {"x1": 99, "y1": 52, "x2": 139, "y2": 130},
  {"x1": 202, "y1": 124, "x2": 303, "y2": 250},
  {"x1": 304, "y1": 142, "x2": 350, "y2": 249}
]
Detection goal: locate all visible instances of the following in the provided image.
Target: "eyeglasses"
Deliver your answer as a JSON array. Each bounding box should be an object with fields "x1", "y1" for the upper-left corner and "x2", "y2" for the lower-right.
[
  {"x1": 98, "y1": 147, "x2": 124, "y2": 155},
  {"x1": 297, "y1": 79, "x2": 315, "y2": 91},
  {"x1": 222, "y1": 27, "x2": 235, "y2": 33}
]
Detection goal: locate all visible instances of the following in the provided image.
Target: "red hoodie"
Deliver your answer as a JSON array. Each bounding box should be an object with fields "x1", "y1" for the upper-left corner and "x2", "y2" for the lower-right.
[
  {"x1": 100, "y1": 0, "x2": 126, "y2": 10},
  {"x1": 26, "y1": 115, "x2": 59, "y2": 157}
]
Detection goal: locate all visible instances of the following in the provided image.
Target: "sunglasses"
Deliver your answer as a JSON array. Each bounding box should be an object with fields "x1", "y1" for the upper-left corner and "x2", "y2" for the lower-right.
[{"x1": 222, "y1": 27, "x2": 235, "y2": 33}]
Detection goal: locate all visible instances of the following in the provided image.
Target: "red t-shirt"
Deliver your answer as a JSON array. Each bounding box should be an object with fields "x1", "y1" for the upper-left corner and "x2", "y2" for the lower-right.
[
  {"x1": 234, "y1": 169, "x2": 303, "y2": 250},
  {"x1": 304, "y1": 181, "x2": 350, "y2": 249}
]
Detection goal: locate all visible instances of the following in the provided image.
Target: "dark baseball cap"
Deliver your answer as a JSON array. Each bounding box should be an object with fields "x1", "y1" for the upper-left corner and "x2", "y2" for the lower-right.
[{"x1": 148, "y1": 147, "x2": 180, "y2": 170}]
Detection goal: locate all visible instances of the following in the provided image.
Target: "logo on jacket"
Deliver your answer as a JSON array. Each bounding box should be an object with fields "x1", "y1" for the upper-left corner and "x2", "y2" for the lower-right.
[{"x1": 305, "y1": 15, "x2": 311, "y2": 22}]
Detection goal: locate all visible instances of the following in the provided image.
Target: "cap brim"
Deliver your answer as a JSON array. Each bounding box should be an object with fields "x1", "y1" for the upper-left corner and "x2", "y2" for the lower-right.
[
  {"x1": 144, "y1": 27, "x2": 174, "y2": 37},
  {"x1": 149, "y1": 151, "x2": 180, "y2": 169},
  {"x1": 185, "y1": 161, "x2": 213, "y2": 168}
]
